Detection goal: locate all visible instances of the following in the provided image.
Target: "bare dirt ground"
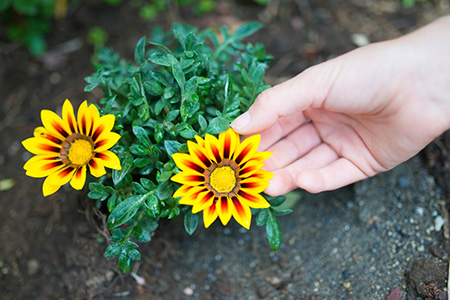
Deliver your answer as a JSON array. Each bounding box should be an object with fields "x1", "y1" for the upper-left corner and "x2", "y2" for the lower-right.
[{"x1": 1, "y1": 0, "x2": 450, "y2": 299}]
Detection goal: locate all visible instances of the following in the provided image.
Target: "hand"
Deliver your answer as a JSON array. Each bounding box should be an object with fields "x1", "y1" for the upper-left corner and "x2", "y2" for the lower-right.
[{"x1": 231, "y1": 16, "x2": 450, "y2": 195}]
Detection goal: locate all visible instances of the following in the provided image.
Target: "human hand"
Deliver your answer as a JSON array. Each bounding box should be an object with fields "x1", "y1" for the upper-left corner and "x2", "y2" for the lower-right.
[{"x1": 231, "y1": 16, "x2": 450, "y2": 195}]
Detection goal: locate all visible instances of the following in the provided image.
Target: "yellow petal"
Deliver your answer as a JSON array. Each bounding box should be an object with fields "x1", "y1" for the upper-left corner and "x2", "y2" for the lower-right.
[
  {"x1": 204, "y1": 134, "x2": 222, "y2": 163},
  {"x1": 91, "y1": 114, "x2": 115, "y2": 143},
  {"x1": 194, "y1": 135, "x2": 205, "y2": 147},
  {"x1": 171, "y1": 171, "x2": 205, "y2": 186},
  {"x1": 42, "y1": 178, "x2": 62, "y2": 197},
  {"x1": 70, "y1": 166, "x2": 87, "y2": 190},
  {"x1": 62, "y1": 99, "x2": 78, "y2": 134},
  {"x1": 187, "y1": 140, "x2": 212, "y2": 169},
  {"x1": 46, "y1": 166, "x2": 76, "y2": 187},
  {"x1": 203, "y1": 203, "x2": 219, "y2": 228},
  {"x1": 41, "y1": 109, "x2": 70, "y2": 139},
  {"x1": 173, "y1": 184, "x2": 193, "y2": 199},
  {"x1": 230, "y1": 197, "x2": 251, "y2": 230},
  {"x1": 218, "y1": 128, "x2": 239, "y2": 160},
  {"x1": 192, "y1": 191, "x2": 214, "y2": 213},
  {"x1": 88, "y1": 158, "x2": 107, "y2": 177},
  {"x1": 251, "y1": 151, "x2": 273, "y2": 163},
  {"x1": 216, "y1": 196, "x2": 233, "y2": 225},
  {"x1": 172, "y1": 153, "x2": 204, "y2": 174},
  {"x1": 240, "y1": 177, "x2": 270, "y2": 194},
  {"x1": 178, "y1": 186, "x2": 206, "y2": 205},
  {"x1": 239, "y1": 160, "x2": 265, "y2": 178},
  {"x1": 94, "y1": 132, "x2": 121, "y2": 152},
  {"x1": 77, "y1": 101, "x2": 94, "y2": 136},
  {"x1": 22, "y1": 137, "x2": 61, "y2": 155},
  {"x1": 233, "y1": 134, "x2": 260, "y2": 166},
  {"x1": 24, "y1": 155, "x2": 64, "y2": 178},
  {"x1": 94, "y1": 150, "x2": 121, "y2": 170},
  {"x1": 237, "y1": 191, "x2": 270, "y2": 209}
]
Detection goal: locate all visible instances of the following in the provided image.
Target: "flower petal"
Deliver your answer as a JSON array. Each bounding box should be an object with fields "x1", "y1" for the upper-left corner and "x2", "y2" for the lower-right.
[
  {"x1": 187, "y1": 140, "x2": 212, "y2": 169},
  {"x1": 216, "y1": 196, "x2": 233, "y2": 225},
  {"x1": 178, "y1": 186, "x2": 207, "y2": 205},
  {"x1": 70, "y1": 166, "x2": 87, "y2": 190},
  {"x1": 231, "y1": 197, "x2": 251, "y2": 230},
  {"x1": 33, "y1": 127, "x2": 63, "y2": 146},
  {"x1": 194, "y1": 135, "x2": 205, "y2": 147},
  {"x1": 94, "y1": 132, "x2": 121, "y2": 152},
  {"x1": 203, "y1": 203, "x2": 219, "y2": 228},
  {"x1": 204, "y1": 134, "x2": 222, "y2": 163},
  {"x1": 22, "y1": 137, "x2": 61, "y2": 155},
  {"x1": 219, "y1": 128, "x2": 239, "y2": 159},
  {"x1": 92, "y1": 114, "x2": 115, "y2": 143},
  {"x1": 42, "y1": 178, "x2": 62, "y2": 196},
  {"x1": 41, "y1": 108, "x2": 70, "y2": 139},
  {"x1": 88, "y1": 157, "x2": 106, "y2": 177},
  {"x1": 240, "y1": 177, "x2": 270, "y2": 194},
  {"x1": 173, "y1": 184, "x2": 194, "y2": 199},
  {"x1": 249, "y1": 169, "x2": 274, "y2": 182},
  {"x1": 237, "y1": 190, "x2": 270, "y2": 209},
  {"x1": 171, "y1": 171, "x2": 205, "y2": 186},
  {"x1": 251, "y1": 151, "x2": 272, "y2": 163},
  {"x1": 233, "y1": 134, "x2": 260, "y2": 165},
  {"x1": 239, "y1": 160, "x2": 265, "y2": 178},
  {"x1": 94, "y1": 150, "x2": 121, "y2": 170},
  {"x1": 45, "y1": 165, "x2": 76, "y2": 188},
  {"x1": 77, "y1": 101, "x2": 96, "y2": 136},
  {"x1": 24, "y1": 155, "x2": 65, "y2": 178},
  {"x1": 172, "y1": 153, "x2": 205, "y2": 174},
  {"x1": 192, "y1": 191, "x2": 215, "y2": 213},
  {"x1": 62, "y1": 99, "x2": 78, "y2": 134}
]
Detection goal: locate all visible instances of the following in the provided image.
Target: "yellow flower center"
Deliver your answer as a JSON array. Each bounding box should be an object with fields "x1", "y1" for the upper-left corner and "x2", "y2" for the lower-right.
[
  {"x1": 68, "y1": 139, "x2": 93, "y2": 165},
  {"x1": 209, "y1": 166, "x2": 236, "y2": 193}
]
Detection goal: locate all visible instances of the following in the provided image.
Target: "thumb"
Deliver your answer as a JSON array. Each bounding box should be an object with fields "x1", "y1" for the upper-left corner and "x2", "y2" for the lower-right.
[{"x1": 231, "y1": 61, "x2": 338, "y2": 135}]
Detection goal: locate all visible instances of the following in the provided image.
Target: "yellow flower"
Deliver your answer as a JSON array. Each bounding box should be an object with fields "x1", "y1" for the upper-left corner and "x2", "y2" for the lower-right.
[
  {"x1": 22, "y1": 99, "x2": 121, "y2": 196},
  {"x1": 171, "y1": 128, "x2": 273, "y2": 229}
]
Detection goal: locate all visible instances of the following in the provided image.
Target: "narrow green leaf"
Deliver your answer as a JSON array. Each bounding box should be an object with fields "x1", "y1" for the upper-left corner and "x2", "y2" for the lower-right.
[
  {"x1": 113, "y1": 152, "x2": 134, "y2": 185},
  {"x1": 184, "y1": 209, "x2": 199, "y2": 235},
  {"x1": 107, "y1": 193, "x2": 149, "y2": 229},
  {"x1": 206, "y1": 117, "x2": 229, "y2": 134},
  {"x1": 156, "y1": 181, "x2": 174, "y2": 200},
  {"x1": 256, "y1": 208, "x2": 269, "y2": 226},
  {"x1": 133, "y1": 126, "x2": 152, "y2": 148},
  {"x1": 164, "y1": 140, "x2": 182, "y2": 157},
  {"x1": 266, "y1": 212, "x2": 282, "y2": 250},
  {"x1": 105, "y1": 243, "x2": 122, "y2": 258},
  {"x1": 118, "y1": 252, "x2": 132, "y2": 273},
  {"x1": 134, "y1": 36, "x2": 146, "y2": 65},
  {"x1": 149, "y1": 52, "x2": 171, "y2": 66}
]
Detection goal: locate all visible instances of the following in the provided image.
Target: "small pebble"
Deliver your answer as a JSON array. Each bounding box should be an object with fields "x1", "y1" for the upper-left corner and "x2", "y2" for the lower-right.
[
  {"x1": 434, "y1": 216, "x2": 445, "y2": 231},
  {"x1": 343, "y1": 282, "x2": 351, "y2": 289},
  {"x1": 351, "y1": 33, "x2": 370, "y2": 47},
  {"x1": 27, "y1": 259, "x2": 40, "y2": 276},
  {"x1": 183, "y1": 286, "x2": 194, "y2": 296}
]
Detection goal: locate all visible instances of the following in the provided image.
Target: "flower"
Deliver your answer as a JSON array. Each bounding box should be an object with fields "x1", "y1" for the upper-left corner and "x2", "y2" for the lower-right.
[
  {"x1": 171, "y1": 128, "x2": 273, "y2": 229},
  {"x1": 22, "y1": 99, "x2": 121, "y2": 196}
]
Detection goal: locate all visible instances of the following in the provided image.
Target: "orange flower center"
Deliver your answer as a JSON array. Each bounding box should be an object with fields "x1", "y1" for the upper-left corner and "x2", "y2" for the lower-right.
[
  {"x1": 209, "y1": 166, "x2": 236, "y2": 193},
  {"x1": 67, "y1": 138, "x2": 93, "y2": 165}
]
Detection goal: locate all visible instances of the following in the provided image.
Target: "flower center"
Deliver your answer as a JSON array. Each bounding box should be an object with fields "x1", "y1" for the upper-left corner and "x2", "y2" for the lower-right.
[
  {"x1": 67, "y1": 139, "x2": 93, "y2": 165},
  {"x1": 209, "y1": 166, "x2": 236, "y2": 194}
]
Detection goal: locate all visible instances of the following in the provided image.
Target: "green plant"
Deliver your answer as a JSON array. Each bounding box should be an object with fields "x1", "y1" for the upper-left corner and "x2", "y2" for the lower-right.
[
  {"x1": 84, "y1": 22, "x2": 293, "y2": 273},
  {"x1": 87, "y1": 26, "x2": 109, "y2": 47},
  {"x1": 402, "y1": 0, "x2": 428, "y2": 8},
  {"x1": 0, "y1": 0, "x2": 56, "y2": 56}
]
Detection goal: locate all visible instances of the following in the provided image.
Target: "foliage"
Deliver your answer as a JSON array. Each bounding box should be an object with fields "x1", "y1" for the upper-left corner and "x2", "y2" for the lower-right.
[
  {"x1": 87, "y1": 26, "x2": 109, "y2": 47},
  {"x1": 0, "y1": 0, "x2": 56, "y2": 56},
  {"x1": 402, "y1": 0, "x2": 428, "y2": 8},
  {"x1": 85, "y1": 22, "x2": 291, "y2": 273},
  {"x1": 103, "y1": 0, "x2": 216, "y2": 20}
]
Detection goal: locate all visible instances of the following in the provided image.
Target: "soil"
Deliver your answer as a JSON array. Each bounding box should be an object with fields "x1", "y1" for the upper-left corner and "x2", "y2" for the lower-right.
[{"x1": 1, "y1": 0, "x2": 450, "y2": 299}]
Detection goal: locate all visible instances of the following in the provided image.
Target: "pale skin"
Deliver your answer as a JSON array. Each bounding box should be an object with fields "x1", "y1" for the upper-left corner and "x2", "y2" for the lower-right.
[{"x1": 231, "y1": 15, "x2": 450, "y2": 196}]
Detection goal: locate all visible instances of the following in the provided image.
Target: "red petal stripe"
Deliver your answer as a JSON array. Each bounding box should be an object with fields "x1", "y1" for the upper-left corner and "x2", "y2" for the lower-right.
[
  {"x1": 235, "y1": 143, "x2": 252, "y2": 164},
  {"x1": 51, "y1": 121, "x2": 69, "y2": 137},
  {"x1": 92, "y1": 124, "x2": 104, "y2": 142},
  {"x1": 43, "y1": 161, "x2": 64, "y2": 171}
]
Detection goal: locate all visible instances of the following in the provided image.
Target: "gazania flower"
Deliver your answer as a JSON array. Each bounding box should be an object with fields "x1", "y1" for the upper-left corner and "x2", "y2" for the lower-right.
[
  {"x1": 171, "y1": 128, "x2": 273, "y2": 229},
  {"x1": 22, "y1": 99, "x2": 121, "y2": 196}
]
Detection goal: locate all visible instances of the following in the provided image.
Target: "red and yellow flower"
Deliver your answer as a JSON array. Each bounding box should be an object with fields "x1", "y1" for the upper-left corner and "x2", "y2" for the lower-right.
[
  {"x1": 22, "y1": 99, "x2": 121, "y2": 196},
  {"x1": 171, "y1": 128, "x2": 273, "y2": 229}
]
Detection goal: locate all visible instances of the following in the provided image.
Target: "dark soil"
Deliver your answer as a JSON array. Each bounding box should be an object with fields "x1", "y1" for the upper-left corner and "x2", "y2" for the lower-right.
[{"x1": 1, "y1": 0, "x2": 450, "y2": 299}]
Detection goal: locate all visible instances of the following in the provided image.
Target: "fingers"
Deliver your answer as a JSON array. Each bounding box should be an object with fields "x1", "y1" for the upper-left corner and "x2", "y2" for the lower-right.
[
  {"x1": 231, "y1": 65, "x2": 331, "y2": 135},
  {"x1": 263, "y1": 122, "x2": 321, "y2": 170},
  {"x1": 257, "y1": 110, "x2": 309, "y2": 151},
  {"x1": 264, "y1": 143, "x2": 339, "y2": 195}
]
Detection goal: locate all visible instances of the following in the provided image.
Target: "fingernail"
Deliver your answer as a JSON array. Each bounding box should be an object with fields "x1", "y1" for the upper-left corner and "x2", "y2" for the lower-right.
[{"x1": 231, "y1": 112, "x2": 250, "y2": 130}]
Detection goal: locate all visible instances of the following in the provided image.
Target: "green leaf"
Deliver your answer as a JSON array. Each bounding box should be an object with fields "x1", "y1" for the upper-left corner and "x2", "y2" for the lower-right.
[
  {"x1": 132, "y1": 126, "x2": 152, "y2": 148},
  {"x1": 156, "y1": 181, "x2": 174, "y2": 200},
  {"x1": 206, "y1": 117, "x2": 229, "y2": 134},
  {"x1": 256, "y1": 208, "x2": 269, "y2": 226},
  {"x1": 113, "y1": 152, "x2": 133, "y2": 186},
  {"x1": 164, "y1": 140, "x2": 182, "y2": 157},
  {"x1": 268, "y1": 196, "x2": 286, "y2": 207},
  {"x1": 134, "y1": 36, "x2": 146, "y2": 65},
  {"x1": 271, "y1": 208, "x2": 293, "y2": 216},
  {"x1": 140, "y1": 178, "x2": 156, "y2": 190},
  {"x1": 144, "y1": 81, "x2": 164, "y2": 96},
  {"x1": 118, "y1": 252, "x2": 132, "y2": 273},
  {"x1": 266, "y1": 212, "x2": 282, "y2": 250},
  {"x1": 130, "y1": 144, "x2": 150, "y2": 156},
  {"x1": 105, "y1": 243, "x2": 122, "y2": 258},
  {"x1": 184, "y1": 209, "x2": 199, "y2": 235},
  {"x1": 167, "y1": 54, "x2": 185, "y2": 93},
  {"x1": 132, "y1": 182, "x2": 148, "y2": 194},
  {"x1": 149, "y1": 52, "x2": 171, "y2": 66},
  {"x1": 101, "y1": 95, "x2": 116, "y2": 114},
  {"x1": 107, "y1": 193, "x2": 150, "y2": 229},
  {"x1": 232, "y1": 22, "x2": 264, "y2": 44}
]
